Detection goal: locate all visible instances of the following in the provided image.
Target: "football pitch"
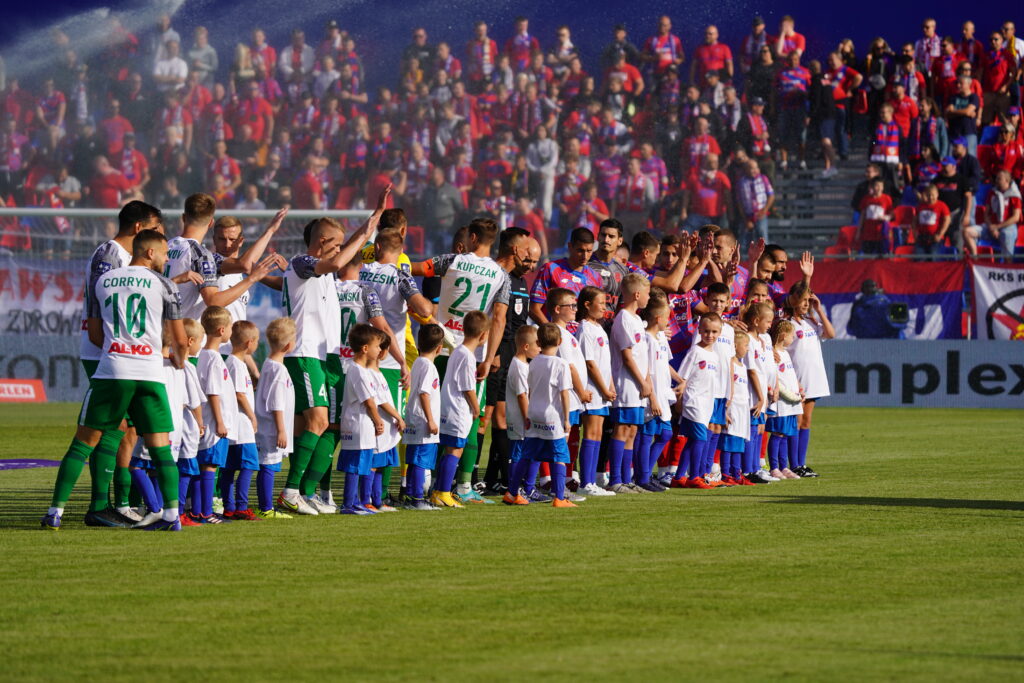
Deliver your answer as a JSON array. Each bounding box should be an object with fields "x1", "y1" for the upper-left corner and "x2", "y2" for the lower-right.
[{"x1": 1, "y1": 405, "x2": 1022, "y2": 681}]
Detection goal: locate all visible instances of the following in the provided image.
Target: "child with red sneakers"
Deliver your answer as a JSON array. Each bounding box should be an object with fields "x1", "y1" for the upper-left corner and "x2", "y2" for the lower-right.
[
  {"x1": 671, "y1": 314, "x2": 722, "y2": 489},
  {"x1": 221, "y1": 321, "x2": 261, "y2": 521}
]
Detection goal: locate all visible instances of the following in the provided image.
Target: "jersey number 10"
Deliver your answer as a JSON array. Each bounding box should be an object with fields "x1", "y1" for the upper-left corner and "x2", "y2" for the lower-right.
[{"x1": 104, "y1": 292, "x2": 147, "y2": 338}]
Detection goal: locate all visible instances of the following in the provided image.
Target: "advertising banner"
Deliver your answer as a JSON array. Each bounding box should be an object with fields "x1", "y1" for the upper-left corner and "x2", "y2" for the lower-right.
[{"x1": 971, "y1": 264, "x2": 1024, "y2": 341}]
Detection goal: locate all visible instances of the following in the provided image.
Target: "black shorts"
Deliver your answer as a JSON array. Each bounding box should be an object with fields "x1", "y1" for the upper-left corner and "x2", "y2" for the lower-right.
[{"x1": 485, "y1": 344, "x2": 515, "y2": 407}]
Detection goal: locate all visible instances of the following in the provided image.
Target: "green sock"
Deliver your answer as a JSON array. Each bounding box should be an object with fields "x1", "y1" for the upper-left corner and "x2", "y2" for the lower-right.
[
  {"x1": 113, "y1": 466, "x2": 132, "y2": 507},
  {"x1": 88, "y1": 431, "x2": 123, "y2": 512},
  {"x1": 301, "y1": 430, "x2": 338, "y2": 497},
  {"x1": 319, "y1": 466, "x2": 332, "y2": 493},
  {"x1": 380, "y1": 466, "x2": 393, "y2": 499},
  {"x1": 50, "y1": 439, "x2": 92, "y2": 508},
  {"x1": 456, "y1": 415, "x2": 481, "y2": 485},
  {"x1": 149, "y1": 445, "x2": 179, "y2": 509},
  {"x1": 285, "y1": 431, "x2": 321, "y2": 490}
]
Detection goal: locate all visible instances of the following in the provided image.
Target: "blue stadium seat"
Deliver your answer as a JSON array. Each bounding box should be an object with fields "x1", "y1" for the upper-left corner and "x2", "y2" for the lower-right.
[{"x1": 979, "y1": 126, "x2": 1001, "y2": 145}]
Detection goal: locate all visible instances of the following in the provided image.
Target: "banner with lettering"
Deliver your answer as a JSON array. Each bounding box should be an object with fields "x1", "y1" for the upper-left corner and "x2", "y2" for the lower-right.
[{"x1": 971, "y1": 263, "x2": 1024, "y2": 340}]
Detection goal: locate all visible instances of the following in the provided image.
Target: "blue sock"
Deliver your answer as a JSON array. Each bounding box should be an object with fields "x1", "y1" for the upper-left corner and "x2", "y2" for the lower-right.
[
  {"x1": 343, "y1": 473, "x2": 359, "y2": 509},
  {"x1": 507, "y1": 460, "x2": 523, "y2": 495},
  {"x1": 436, "y1": 454, "x2": 459, "y2": 493},
  {"x1": 130, "y1": 469, "x2": 160, "y2": 512},
  {"x1": 621, "y1": 449, "x2": 633, "y2": 485},
  {"x1": 201, "y1": 470, "x2": 216, "y2": 517},
  {"x1": 236, "y1": 469, "x2": 254, "y2": 510},
  {"x1": 257, "y1": 467, "x2": 275, "y2": 511},
  {"x1": 607, "y1": 439, "x2": 625, "y2": 485},
  {"x1": 148, "y1": 472, "x2": 164, "y2": 510},
  {"x1": 787, "y1": 434, "x2": 799, "y2": 471},
  {"x1": 412, "y1": 466, "x2": 425, "y2": 500},
  {"x1": 634, "y1": 433, "x2": 652, "y2": 483},
  {"x1": 649, "y1": 429, "x2": 672, "y2": 475},
  {"x1": 359, "y1": 474, "x2": 372, "y2": 505},
  {"x1": 523, "y1": 460, "x2": 541, "y2": 494},
  {"x1": 372, "y1": 470, "x2": 383, "y2": 507},
  {"x1": 768, "y1": 434, "x2": 783, "y2": 470},
  {"x1": 720, "y1": 451, "x2": 731, "y2": 477},
  {"x1": 552, "y1": 463, "x2": 566, "y2": 500},
  {"x1": 679, "y1": 437, "x2": 704, "y2": 480},
  {"x1": 219, "y1": 468, "x2": 237, "y2": 512},
  {"x1": 745, "y1": 426, "x2": 758, "y2": 473},
  {"x1": 579, "y1": 439, "x2": 599, "y2": 486},
  {"x1": 178, "y1": 474, "x2": 191, "y2": 512},
  {"x1": 705, "y1": 431, "x2": 721, "y2": 476},
  {"x1": 730, "y1": 451, "x2": 743, "y2": 478},
  {"x1": 798, "y1": 428, "x2": 810, "y2": 468}
]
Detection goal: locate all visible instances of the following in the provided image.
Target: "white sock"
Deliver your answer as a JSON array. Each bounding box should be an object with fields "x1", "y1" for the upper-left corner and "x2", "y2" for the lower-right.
[
  {"x1": 282, "y1": 487, "x2": 299, "y2": 499},
  {"x1": 116, "y1": 505, "x2": 132, "y2": 515},
  {"x1": 538, "y1": 475, "x2": 551, "y2": 485},
  {"x1": 456, "y1": 482, "x2": 471, "y2": 495},
  {"x1": 668, "y1": 466, "x2": 678, "y2": 476},
  {"x1": 48, "y1": 507, "x2": 63, "y2": 517},
  {"x1": 163, "y1": 506, "x2": 178, "y2": 522}
]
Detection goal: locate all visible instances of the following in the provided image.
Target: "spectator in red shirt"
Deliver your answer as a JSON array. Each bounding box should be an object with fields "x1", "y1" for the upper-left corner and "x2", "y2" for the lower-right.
[
  {"x1": 505, "y1": 17, "x2": 540, "y2": 73},
  {"x1": 931, "y1": 37, "x2": 965, "y2": 108},
  {"x1": 980, "y1": 32, "x2": 1016, "y2": 126},
  {"x1": 986, "y1": 124, "x2": 1024, "y2": 184},
  {"x1": 88, "y1": 156, "x2": 138, "y2": 211},
  {"x1": 291, "y1": 155, "x2": 324, "y2": 209},
  {"x1": 774, "y1": 15, "x2": 806, "y2": 59},
  {"x1": 643, "y1": 16, "x2": 685, "y2": 77},
  {"x1": 680, "y1": 153, "x2": 731, "y2": 230},
  {"x1": 691, "y1": 25, "x2": 733, "y2": 85},
  {"x1": 466, "y1": 22, "x2": 499, "y2": 90},
  {"x1": 913, "y1": 183, "x2": 951, "y2": 257},
  {"x1": 234, "y1": 81, "x2": 275, "y2": 145},
  {"x1": 857, "y1": 177, "x2": 893, "y2": 253},
  {"x1": 604, "y1": 52, "x2": 644, "y2": 96},
  {"x1": 117, "y1": 132, "x2": 150, "y2": 194},
  {"x1": 99, "y1": 99, "x2": 134, "y2": 158}
]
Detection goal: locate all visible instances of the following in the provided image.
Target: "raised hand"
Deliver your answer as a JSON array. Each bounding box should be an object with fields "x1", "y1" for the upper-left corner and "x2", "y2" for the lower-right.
[{"x1": 800, "y1": 251, "x2": 815, "y2": 279}]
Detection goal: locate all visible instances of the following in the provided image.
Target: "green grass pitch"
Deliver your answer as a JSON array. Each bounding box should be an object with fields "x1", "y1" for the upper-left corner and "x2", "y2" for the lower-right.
[{"x1": 1, "y1": 404, "x2": 1022, "y2": 681}]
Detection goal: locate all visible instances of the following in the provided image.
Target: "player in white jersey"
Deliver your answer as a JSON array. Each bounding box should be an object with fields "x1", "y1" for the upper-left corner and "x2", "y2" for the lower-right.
[
  {"x1": 782, "y1": 282, "x2": 834, "y2": 477},
  {"x1": 412, "y1": 218, "x2": 510, "y2": 502},
  {"x1": 741, "y1": 301, "x2": 776, "y2": 483},
  {"x1": 73, "y1": 201, "x2": 165, "y2": 525},
  {"x1": 575, "y1": 287, "x2": 616, "y2": 497},
  {"x1": 44, "y1": 229, "x2": 188, "y2": 531},
  {"x1": 276, "y1": 186, "x2": 389, "y2": 514},
  {"x1": 766, "y1": 320, "x2": 804, "y2": 480}
]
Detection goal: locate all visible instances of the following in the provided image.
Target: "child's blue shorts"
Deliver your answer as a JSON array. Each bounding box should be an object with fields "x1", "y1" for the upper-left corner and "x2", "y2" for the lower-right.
[
  {"x1": 197, "y1": 438, "x2": 229, "y2": 467},
  {"x1": 177, "y1": 457, "x2": 200, "y2": 476},
  {"x1": 610, "y1": 406, "x2": 645, "y2": 425},
  {"x1": 766, "y1": 415, "x2": 798, "y2": 436},
  {"x1": 226, "y1": 443, "x2": 259, "y2": 470},
  {"x1": 439, "y1": 433, "x2": 468, "y2": 449},
  {"x1": 338, "y1": 448, "x2": 374, "y2": 476},
  {"x1": 129, "y1": 456, "x2": 154, "y2": 470},
  {"x1": 372, "y1": 446, "x2": 400, "y2": 468},
  {"x1": 583, "y1": 407, "x2": 609, "y2": 417},
  {"x1": 720, "y1": 434, "x2": 748, "y2": 453},
  {"x1": 710, "y1": 398, "x2": 728, "y2": 426},
  {"x1": 509, "y1": 439, "x2": 526, "y2": 463},
  {"x1": 406, "y1": 443, "x2": 438, "y2": 469},
  {"x1": 524, "y1": 437, "x2": 570, "y2": 464},
  {"x1": 679, "y1": 417, "x2": 708, "y2": 442},
  {"x1": 643, "y1": 417, "x2": 672, "y2": 436},
  {"x1": 569, "y1": 410, "x2": 581, "y2": 426}
]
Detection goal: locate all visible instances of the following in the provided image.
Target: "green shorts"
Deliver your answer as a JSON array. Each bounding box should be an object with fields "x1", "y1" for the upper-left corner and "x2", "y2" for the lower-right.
[
  {"x1": 326, "y1": 353, "x2": 346, "y2": 424},
  {"x1": 434, "y1": 354, "x2": 486, "y2": 419},
  {"x1": 284, "y1": 356, "x2": 329, "y2": 414},
  {"x1": 81, "y1": 359, "x2": 98, "y2": 379},
  {"x1": 79, "y1": 379, "x2": 173, "y2": 434}
]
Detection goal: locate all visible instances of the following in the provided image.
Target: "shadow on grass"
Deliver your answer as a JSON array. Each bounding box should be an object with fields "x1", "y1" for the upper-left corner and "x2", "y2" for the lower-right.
[
  {"x1": 841, "y1": 647, "x2": 1024, "y2": 663},
  {"x1": 765, "y1": 495, "x2": 1024, "y2": 512}
]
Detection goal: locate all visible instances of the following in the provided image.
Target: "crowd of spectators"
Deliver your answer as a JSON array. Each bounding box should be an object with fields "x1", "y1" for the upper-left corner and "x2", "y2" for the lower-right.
[{"x1": 0, "y1": 12, "x2": 1020, "y2": 259}]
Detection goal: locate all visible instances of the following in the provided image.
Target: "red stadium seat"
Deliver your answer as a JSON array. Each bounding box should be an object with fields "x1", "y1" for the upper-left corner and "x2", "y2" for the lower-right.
[
  {"x1": 823, "y1": 245, "x2": 851, "y2": 259},
  {"x1": 405, "y1": 225, "x2": 426, "y2": 256},
  {"x1": 836, "y1": 225, "x2": 859, "y2": 249},
  {"x1": 892, "y1": 245, "x2": 915, "y2": 262},
  {"x1": 975, "y1": 246, "x2": 996, "y2": 262},
  {"x1": 891, "y1": 206, "x2": 916, "y2": 247}
]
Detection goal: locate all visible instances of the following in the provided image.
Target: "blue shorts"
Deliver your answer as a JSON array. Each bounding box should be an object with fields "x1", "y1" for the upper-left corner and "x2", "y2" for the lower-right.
[
  {"x1": 177, "y1": 457, "x2": 200, "y2": 476},
  {"x1": 226, "y1": 443, "x2": 259, "y2": 470},
  {"x1": 643, "y1": 417, "x2": 672, "y2": 436},
  {"x1": 524, "y1": 437, "x2": 570, "y2": 464},
  {"x1": 720, "y1": 435, "x2": 748, "y2": 453},
  {"x1": 197, "y1": 438, "x2": 229, "y2": 467},
  {"x1": 337, "y1": 448, "x2": 374, "y2": 476},
  {"x1": 679, "y1": 418, "x2": 708, "y2": 443},
  {"x1": 610, "y1": 406, "x2": 646, "y2": 425},
  {"x1": 710, "y1": 398, "x2": 728, "y2": 426},
  {"x1": 509, "y1": 439, "x2": 526, "y2": 464},
  {"x1": 439, "y1": 433, "x2": 468, "y2": 450},
  {"x1": 766, "y1": 415, "x2": 798, "y2": 436},
  {"x1": 583, "y1": 407, "x2": 609, "y2": 417},
  {"x1": 260, "y1": 461, "x2": 282, "y2": 473},
  {"x1": 569, "y1": 410, "x2": 581, "y2": 426},
  {"x1": 406, "y1": 443, "x2": 439, "y2": 469},
  {"x1": 372, "y1": 446, "x2": 399, "y2": 469},
  {"x1": 129, "y1": 456, "x2": 154, "y2": 471},
  {"x1": 753, "y1": 412, "x2": 766, "y2": 426}
]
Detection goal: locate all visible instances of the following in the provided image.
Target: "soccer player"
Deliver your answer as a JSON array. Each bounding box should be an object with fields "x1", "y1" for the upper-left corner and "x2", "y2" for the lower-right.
[
  {"x1": 277, "y1": 186, "x2": 389, "y2": 514},
  {"x1": 220, "y1": 321, "x2": 261, "y2": 520},
  {"x1": 529, "y1": 227, "x2": 602, "y2": 324},
  {"x1": 43, "y1": 229, "x2": 186, "y2": 530},
  {"x1": 783, "y1": 283, "x2": 834, "y2": 478},
  {"x1": 524, "y1": 323, "x2": 577, "y2": 508},
  {"x1": 607, "y1": 273, "x2": 652, "y2": 494},
  {"x1": 432, "y1": 311, "x2": 489, "y2": 508},
  {"x1": 504, "y1": 325, "x2": 539, "y2": 505},
  {"x1": 575, "y1": 286, "x2": 615, "y2": 497},
  {"x1": 413, "y1": 218, "x2": 509, "y2": 504},
  {"x1": 337, "y1": 323, "x2": 386, "y2": 516},
  {"x1": 51, "y1": 200, "x2": 164, "y2": 527},
  {"x1": 671, "y1": 314, "x2": 721, "y2": 489},
  {"x1": 403, "y1": 324, "x2": 445, "y2": 510},
  {"x1": 254, "y1": 318, "x2": 296, "y2": 519},
  {"x1": 194, "y1": 306, "x2": 239, "y2": 524}
]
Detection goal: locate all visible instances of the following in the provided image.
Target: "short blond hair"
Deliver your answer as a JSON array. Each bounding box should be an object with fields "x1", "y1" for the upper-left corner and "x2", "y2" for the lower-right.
[
  {"x1": 230, "y1": 320, "x2": 259, "y2": 347},
  {"x1": 201, "y1": 306, "x2": 232, "y2": 335},
  {"x1": 183, "y1": 318, "x2": 203, "y2": 341},
  {"x1": 621, "y1": 272, "x2": 651, "y2": 297},
  {"x1": 266, "y1": 317, "x2": 297, "y2": 351}
]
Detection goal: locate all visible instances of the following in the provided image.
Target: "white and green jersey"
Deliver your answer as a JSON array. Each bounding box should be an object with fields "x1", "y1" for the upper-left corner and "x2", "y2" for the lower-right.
[
  {"x1": 359, "y1": 261, "x2": 420, "y2": 369},
  {"x1": 164, "y1": 236, "x2": 219, "y2": 320},
  {"x1": 433, "y1": 252, "x2": 510, "y2": 359},
  {"x1": 80, "y1": 240, "x2": 131, "y2": 361},
  {"x1": 87, "y1": 265, "x2": 182, "y2": 381},
  {"x1": 334, "y1": 279, "x2": 383, "y2": 360},
  {"x1": 282, "y1": 254, "x2": 336, "y2": 360}
]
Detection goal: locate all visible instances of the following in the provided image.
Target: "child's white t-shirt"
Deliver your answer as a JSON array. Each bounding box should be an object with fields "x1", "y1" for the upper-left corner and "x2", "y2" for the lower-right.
[
  {"x1": 787, "y1": 316, "x2": 830, "y2": 399},
  {"x1": 676, "y1": 343, "x2": 719, "y2": 424},
  {"x1": 255, "y1": 358, "x2": 295, "y2": 465},
  {"x1": 374, "y1": 369, "x2": 402, "y2": 452},
  {"x1": 557, "y1": 325, "x2": 587, "y2": 413},
  {"x1": 439, "y1": 344, "x2": 476, "y2": 439},
  {"x1": 611, "y1": 309, "x2": 649, "y2": 408},
  {"x1": 646, "y1": 330, "x2": 675, "y2": 421},
  {"x1": 526, "y1": 354, "x2": 572, "y2": 440},
  {"x1": 773, "y1": 349, "x2": 803, "y2": 417},
  {"x1": 691, "y1": 318, "x2": 735, "y2": 399},
  {"x1": 726, "y1": 358, "x2": 751, "y2": 440},
  {"x1": 179, "y1": 362, "x2": 204, "y2": 460},
  {"x1": 504, "y1": 356, "x2": 530, "y2": 441},
  {"x1": 744, "y1": 333, "x2": 770, "y2": 408},
  {"x1": 339, "y1": 363, "x2": 379, "y2": 451},
  {"x1": 403, "y1": 356, "x2": 440, "y2": 445},
  {"x1": 577, "y1": 319, "x2": 611, "y2": 412},
  {"x1": 198, "y1": 348, "x2": 239, "y2": 450},
  {"x1": 226, "y1": 354, "x2": 256, "y2": 445}
]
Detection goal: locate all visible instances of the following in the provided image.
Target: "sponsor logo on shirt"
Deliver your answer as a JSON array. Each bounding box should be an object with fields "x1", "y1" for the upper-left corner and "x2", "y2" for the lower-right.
[
  {"x1": 634, "y1": 332, "x2": 642, "y2": 342},
  {"x1": 796, "y1": 330, "x2": 804, "y2": 339},
  {"x1": 597, "y1": 337, "x2": 605, "y2": 346},
  {"x1": 201, "y1": 260, "x2": 216, "y2": 276},
  {"x1": 698, "y1": 360, "x2": 707, "y2": 369},
  {"x1": 107, "y1": 342, "x2": 153, "y2": 355},
  {"x1": 432, "y1": 378, "x2": 439, "y2": 389},
  {"x1": 223, "y1": 368, "x2": 229, "y2": 380}
]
